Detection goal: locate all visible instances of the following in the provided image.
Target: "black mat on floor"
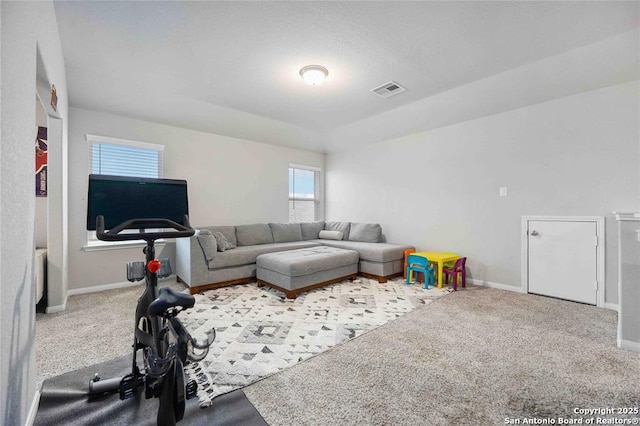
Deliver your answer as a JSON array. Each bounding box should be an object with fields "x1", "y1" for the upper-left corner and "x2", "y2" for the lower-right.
[{"x1": 34, "y1": 354, "x2": 268, "y2": 425}]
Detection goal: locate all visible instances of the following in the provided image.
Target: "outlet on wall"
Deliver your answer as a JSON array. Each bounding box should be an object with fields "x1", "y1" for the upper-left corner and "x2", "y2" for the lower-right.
[{"x1": 499, "y1": 187, "x2": 508, "y2": 197}]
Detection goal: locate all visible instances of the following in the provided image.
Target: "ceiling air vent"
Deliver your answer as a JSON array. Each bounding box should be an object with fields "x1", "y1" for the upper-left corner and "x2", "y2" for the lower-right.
[{"x1": 371, "y1": 81, "x2": 406, "y2": 98}]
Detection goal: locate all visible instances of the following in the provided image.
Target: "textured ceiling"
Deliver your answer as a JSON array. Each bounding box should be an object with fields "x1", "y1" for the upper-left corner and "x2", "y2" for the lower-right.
[{"x1": 54, "y1": 1, "x2": 639, "y2": 152}]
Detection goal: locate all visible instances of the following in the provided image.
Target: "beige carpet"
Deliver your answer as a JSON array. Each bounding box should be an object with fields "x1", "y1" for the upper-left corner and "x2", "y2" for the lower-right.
[
  {"x1": 36, "y1": 282, "x2": 640, "y2": 426},
  {"x1": 242, "y1": 285, "x2": 640, "y2": 426}
]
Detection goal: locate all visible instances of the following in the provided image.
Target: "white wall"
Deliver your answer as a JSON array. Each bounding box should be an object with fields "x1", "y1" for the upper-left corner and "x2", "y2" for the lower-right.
[
  {"x1": 67, "y1": 107, "x2": 324, "y2": 290},
  {"x1": 326, "y1": 81, "x2": 640, "y2": 305},
  {"x1": 0, "y1": 1, "x2": 68, "y2": 424}
]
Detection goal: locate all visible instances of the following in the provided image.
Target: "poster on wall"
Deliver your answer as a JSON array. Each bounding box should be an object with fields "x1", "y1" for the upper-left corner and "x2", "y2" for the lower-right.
[{"x1": 36, "y1": 126, "x2": 48, "y2": 197}]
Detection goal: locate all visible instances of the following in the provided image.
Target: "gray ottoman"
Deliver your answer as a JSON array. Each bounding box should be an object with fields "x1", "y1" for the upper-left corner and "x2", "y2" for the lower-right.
[{"x1": 256, "y1": 246, "x2": 359, "y2": 299}]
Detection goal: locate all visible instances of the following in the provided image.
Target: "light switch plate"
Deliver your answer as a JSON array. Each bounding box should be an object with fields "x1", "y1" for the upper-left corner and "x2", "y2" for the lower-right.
[{"x1": 499, "y1": 187, "x2": 508, "y2": 197}]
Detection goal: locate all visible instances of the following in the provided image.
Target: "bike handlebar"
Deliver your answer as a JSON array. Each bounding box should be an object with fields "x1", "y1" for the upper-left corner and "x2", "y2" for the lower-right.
[{"x1": 96, "y1": 215, "x2": 195, "y2": 242}]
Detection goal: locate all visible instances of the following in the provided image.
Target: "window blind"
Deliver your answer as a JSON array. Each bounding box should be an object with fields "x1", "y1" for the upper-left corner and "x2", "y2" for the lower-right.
[{"x1": 87, "y1": 134, "x2": 164, "y2": 178}]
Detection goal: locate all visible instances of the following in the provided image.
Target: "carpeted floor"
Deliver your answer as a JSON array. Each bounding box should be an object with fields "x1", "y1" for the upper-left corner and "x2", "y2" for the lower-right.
[
  {"x1": 242, "y1": 285, "x2": 640, "y2": 425},
  {"x1": 36, "y1": 281, "x2": 640, "y2": 426}
]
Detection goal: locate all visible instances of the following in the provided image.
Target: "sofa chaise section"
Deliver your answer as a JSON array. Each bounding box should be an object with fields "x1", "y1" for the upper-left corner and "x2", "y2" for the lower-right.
[{"x1": 310, "y1": 239, "x2": 411, "y2": 282}]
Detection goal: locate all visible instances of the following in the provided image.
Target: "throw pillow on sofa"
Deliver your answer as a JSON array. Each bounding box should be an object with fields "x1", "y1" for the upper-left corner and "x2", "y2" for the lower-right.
[
  {"x1": 196, "y1": 229, "x2": 217, "y2": 261},
  {"x1": 325, "y1": 221, "x2": 351, "y2": 240},
  {"x1": 319, "y1": 230, "x2": 343, "y2": 240},
  {"x1": 269, "y1": 223, "x2": 303, "y2": 243},
  {"x1": 348, "y1": 223, "x2": 382, "y2": 243},
  {"x1": 209, "y1": 226, "x2": 238, "y2": 248},
  {"x1": 213, "y1": 231, "x2": 235, "y2": 252}
]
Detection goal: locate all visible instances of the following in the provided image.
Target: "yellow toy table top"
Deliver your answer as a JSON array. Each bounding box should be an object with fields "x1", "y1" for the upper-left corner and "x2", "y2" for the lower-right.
[{"x1": 411, "y1": 252, "x2": 459, "y2": 262}]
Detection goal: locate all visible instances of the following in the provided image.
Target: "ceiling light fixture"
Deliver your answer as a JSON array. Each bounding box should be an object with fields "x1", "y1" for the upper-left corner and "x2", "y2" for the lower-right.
[{"x1": 299, "y1": 65, "x2": 328, "y2": 86}]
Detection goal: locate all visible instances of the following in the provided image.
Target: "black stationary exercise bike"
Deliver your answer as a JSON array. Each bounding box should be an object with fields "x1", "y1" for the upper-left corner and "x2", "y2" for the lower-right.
[{"x1": 86, "y1": 175, "x2": 215, "y2": 426}]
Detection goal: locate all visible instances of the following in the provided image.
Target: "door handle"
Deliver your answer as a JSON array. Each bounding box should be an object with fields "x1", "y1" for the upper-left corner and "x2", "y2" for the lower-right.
[{"x1": 530, "y1": 230, "x2": 539, "y2": 236}]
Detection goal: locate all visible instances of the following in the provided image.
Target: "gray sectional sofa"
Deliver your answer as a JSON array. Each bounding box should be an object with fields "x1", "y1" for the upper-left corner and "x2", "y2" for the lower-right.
[{"x1": 175, "y1": 221, "x2": 413, "y2": 294}]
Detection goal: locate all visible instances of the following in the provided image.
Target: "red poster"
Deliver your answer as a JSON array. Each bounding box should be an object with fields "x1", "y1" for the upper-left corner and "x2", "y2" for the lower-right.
[{"x1": 36, "y1": 126, "x2": 47, "y2": 197}]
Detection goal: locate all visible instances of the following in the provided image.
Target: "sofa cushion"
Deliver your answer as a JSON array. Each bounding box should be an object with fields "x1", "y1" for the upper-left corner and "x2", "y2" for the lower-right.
[
  {"x1": 212, "y1": 231, "x2": 235, "y2": 252},
  {"x1": 207, "y1": 241, "x2": 321, "y2": 269},
  {"x1": 319, "y1": 230, "x2": 343, "y2": 240},
  {"x1": 313, "y1": 239, "x2": 413, "y2": 263},
  {"x1": 300, "y1": 221, "x2": 324, "y2": 240},
  {"x1": 196, "y1": 230, "x2": 217, "y2": 261},
  {"x1": 236, "y1": 223, "x2": 274, "y2": 246},
  {"x1": 348, "y1": 223, "x2": 382, "y2": 243},
  {"x1": 206, "y1": 226, "x2": 237, "y2": 248},
  {"x1": 269, "y1": 223, "x2": 303, "y2": 243},
  {"x1": 325, "y1": 221, "x2": 351, "y2": 241}
]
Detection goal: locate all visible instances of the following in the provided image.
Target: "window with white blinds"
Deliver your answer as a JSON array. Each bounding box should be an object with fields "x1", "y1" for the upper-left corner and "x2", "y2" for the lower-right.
[
  {"x1": 87, "y1": 134, "x2": 164, "y2": 178},
  {"x1": 85, "y1": 134, "x2": 165, "y2": 248},
  {"x1": 289, "y1": 165, "x2": 321, "y2": 223}
]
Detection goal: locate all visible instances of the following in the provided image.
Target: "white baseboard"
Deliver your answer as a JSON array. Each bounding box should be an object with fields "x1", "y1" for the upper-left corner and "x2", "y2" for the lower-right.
[
  {"x1": 45, "y1": 301, "x2": 66, "y2": 313},
  {"x1": 468, "y1": 278, "x2": 526, "y2": 293},
  {"x1": 25, "y1": 390, "x2": 41, "y2": 426},
  {"x1": 66, "y1": 275, "x2": 176, "y2": 297},
  {"x1": 46, "y1": 276, "x2": 176, "y2": 313},
  {"x1": 67, "y1": 280, "x2": 142, "y2": 296},
  {"x1": 471, "y1": 280, "x2": 618, "y2": 313},
  {"x1": 604, "y1": 302, "x2": 620, "y2": 312},
  {"x1": 618, "y1": 338, "x2": 640, "y2": 353}
]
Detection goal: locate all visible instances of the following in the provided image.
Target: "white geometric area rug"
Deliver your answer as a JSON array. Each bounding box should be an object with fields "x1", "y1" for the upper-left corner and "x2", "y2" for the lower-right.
[{"x1": 181, "y1": 276, "x2": 452, "y2": 407}]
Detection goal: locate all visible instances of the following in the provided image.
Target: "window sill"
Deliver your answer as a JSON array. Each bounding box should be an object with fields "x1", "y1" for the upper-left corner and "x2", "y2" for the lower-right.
[{"x1": 82, "y1": 240, "x2": 166, "y2": 252}]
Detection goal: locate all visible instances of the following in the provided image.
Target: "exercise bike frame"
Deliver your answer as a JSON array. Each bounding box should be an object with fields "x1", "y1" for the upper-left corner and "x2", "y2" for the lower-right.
[{"x1": 89, "y1": 215, "x2": 208, "y2": 426}]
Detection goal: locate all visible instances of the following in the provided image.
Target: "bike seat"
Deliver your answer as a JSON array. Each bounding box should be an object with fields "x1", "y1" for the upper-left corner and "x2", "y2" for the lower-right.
[{"x1": 148, "y1": 287, "x2": 195, "y2": 317}]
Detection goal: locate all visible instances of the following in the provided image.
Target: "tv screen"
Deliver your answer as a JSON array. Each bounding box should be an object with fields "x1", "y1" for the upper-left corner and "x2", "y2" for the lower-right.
[{"x1": 87, "y1": 174, "x2": 189, "y2": 231}]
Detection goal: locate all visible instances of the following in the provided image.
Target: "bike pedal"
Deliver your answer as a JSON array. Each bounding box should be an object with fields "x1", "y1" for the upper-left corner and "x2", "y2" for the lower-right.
[
  {"x1": 119, "y1": 374, "x2": 137, "y2": 400},
  {"x1": 186, "y1": 379, "x2": 198, "y2": 400}
]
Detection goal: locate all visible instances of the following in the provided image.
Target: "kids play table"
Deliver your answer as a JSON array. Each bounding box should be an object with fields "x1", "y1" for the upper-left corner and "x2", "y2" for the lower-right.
[{"x1": 411, "y1": 251, "x2": 460, "y2": 288}]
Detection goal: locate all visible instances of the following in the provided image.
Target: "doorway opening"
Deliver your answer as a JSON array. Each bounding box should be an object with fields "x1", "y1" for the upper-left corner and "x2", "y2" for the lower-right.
[
  {"x1": 35, "y1": 46, "x2": 67, "y2": 313},
  {"x1": 35, "y1": 95, "x2": 49, "y2": 312}
]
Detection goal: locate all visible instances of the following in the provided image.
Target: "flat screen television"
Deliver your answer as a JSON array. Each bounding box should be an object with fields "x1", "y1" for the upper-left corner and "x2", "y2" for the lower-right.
[{"x1": 87, "y1": 174, "x2": 189, "y2": 231}]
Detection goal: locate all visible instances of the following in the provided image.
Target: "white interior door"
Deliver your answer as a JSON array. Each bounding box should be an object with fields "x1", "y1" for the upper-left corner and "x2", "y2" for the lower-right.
[{"x1": 528, "y1": 220, "x2": 597, "y2": 305}]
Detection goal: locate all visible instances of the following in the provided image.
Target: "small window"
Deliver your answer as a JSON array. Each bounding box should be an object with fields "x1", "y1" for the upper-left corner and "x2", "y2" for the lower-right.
[
  {"x1": 85, "y1": 134, "x2": 164, "y2": 248},
  {"x1": 88, "y1": 134, "x2": 163, "y2": 178},
  {"x1": 289, "y1": 165, "x2": 321, "y2": 223}
]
